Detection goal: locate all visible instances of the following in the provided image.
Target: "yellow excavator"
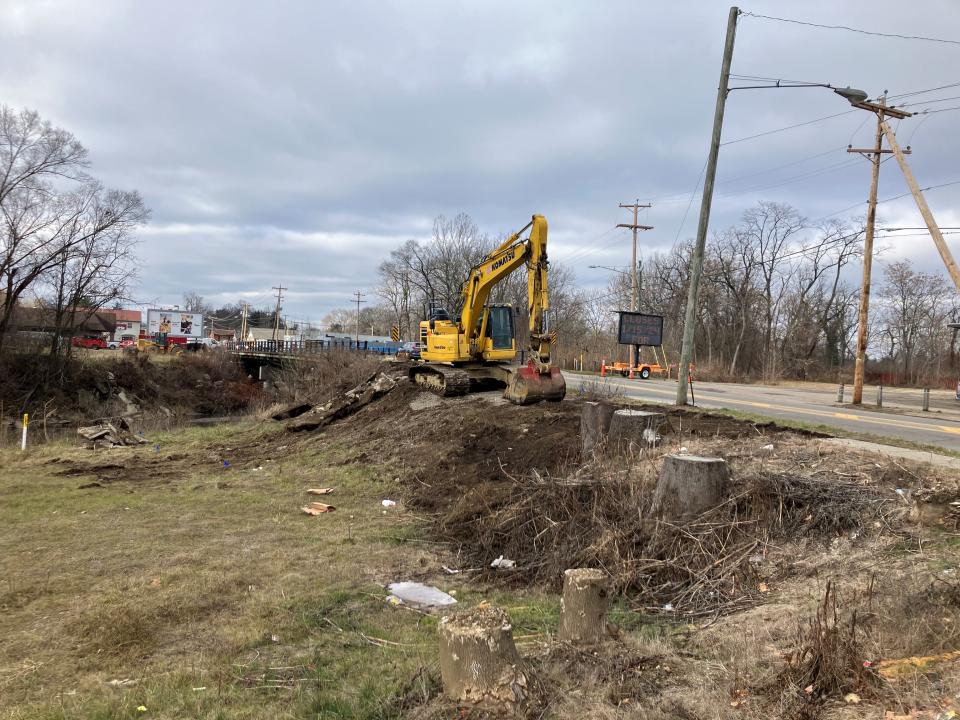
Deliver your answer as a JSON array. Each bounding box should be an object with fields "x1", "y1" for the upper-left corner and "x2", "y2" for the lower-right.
[{"x1": 409, "y1": 214, "x2": 566, "y2": 405}]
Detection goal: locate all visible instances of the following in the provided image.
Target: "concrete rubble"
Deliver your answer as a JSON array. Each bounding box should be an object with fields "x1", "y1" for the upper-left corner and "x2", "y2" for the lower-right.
[
  {"x1": 286, "y1": 372, "x2": 398, "y2": 432},
  {"x1": 77, "y1": 418, "x2": 149, "y2": 448}
]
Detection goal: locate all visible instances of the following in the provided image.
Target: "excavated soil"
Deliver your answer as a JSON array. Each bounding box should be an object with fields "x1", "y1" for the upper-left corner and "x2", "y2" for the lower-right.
[{"x1": 318, "y1": 377, "x2": 822, "y2": 517}]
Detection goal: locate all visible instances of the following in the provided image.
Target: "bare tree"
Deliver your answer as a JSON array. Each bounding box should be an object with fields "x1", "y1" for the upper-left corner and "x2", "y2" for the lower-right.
[{"x1": 0, "y1": 106, "x2": 147, "y2": 354}]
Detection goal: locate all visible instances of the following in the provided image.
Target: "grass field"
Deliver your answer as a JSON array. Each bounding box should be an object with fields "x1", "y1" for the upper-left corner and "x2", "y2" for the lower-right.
[
  {"x1": 3, "y1": 401, "x2": 959, "y2": 719},
  {"x1": 0, "y1": 420, "x2": 564, "y2": 719}
]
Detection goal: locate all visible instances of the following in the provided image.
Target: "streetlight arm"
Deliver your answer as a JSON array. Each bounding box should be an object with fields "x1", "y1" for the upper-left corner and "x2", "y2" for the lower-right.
[{"x1": 728, "y1": 82, "x2": 835, "y2": 92}]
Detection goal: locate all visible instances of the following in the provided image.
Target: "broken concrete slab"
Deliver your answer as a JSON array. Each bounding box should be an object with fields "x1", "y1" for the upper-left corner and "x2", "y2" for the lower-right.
[
  {"x1": 287, "y1": 372, "x2": 398, "y2": 432},
  {"x1": 77, "y1": 421, "x2": 149, "y2": 448}
]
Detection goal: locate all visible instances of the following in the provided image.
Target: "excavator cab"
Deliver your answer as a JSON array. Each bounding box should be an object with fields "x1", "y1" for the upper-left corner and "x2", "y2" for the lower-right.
[{"x1": 484, "y1": 305, "x2": 514, "y2": 351}]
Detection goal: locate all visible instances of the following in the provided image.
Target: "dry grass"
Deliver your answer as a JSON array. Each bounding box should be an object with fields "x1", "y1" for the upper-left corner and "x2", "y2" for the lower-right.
[
  {"x1": 1, "y1": 384, "x2": 958, "y2": 719},
  {"x1": 271, "y1": 348, "x2": 383, "y2": 406},
  {"x1": 435, "y1": 436, "x2": 900, "y2": 616}
]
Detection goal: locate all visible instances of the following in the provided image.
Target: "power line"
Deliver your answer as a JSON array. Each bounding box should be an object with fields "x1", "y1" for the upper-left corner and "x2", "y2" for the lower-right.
[
  {"x1": 715, "y1": 158, "x2": 861, "y2": 197},
  {"x1": 741, "y1": 11, "x2": 960, "y2": 47},
  {"x1": 901, "y1": 94, "x2": 960, "y2": 107},
  {"x1": 881, "y1": 226, "x2": 960, "y2": 231},
  {"x1": 674, "y1": 157, "x2": 709, "y2": 244},
  {"x1": 561, "y1": 225, "x2": 624, "y2": 265},
  {"x1": 717, "y1": 146, "x2": 846, "y2": 185},
  {"x1": 877, "y1": 179, "x2": 960, "y2": 205},
  {"x1": 887, "y1": 81, "x2": 960, "y2": 101},
  {"x1": 920, "y1": 105, "x2": 960, "y2": 115},
  {"x1": 721, "y1": 109, "x2": 856, "y2": 146}
]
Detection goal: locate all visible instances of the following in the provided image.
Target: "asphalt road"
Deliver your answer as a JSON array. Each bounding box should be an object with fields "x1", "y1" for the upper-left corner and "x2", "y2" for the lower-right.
[{"x1": 563, "y1": 372, "x2": 960, "y2": 452}]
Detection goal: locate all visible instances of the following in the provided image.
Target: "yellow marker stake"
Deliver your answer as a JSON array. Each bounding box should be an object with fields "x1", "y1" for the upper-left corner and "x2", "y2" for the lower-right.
[{"x1": 21, "y1": 413, "x2": 28, "y2": 451}]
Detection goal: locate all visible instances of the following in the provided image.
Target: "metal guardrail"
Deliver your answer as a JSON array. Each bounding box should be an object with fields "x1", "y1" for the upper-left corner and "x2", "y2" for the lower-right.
[{"x1": 222, "y1": 339, "x2": 403, "y2": 356}]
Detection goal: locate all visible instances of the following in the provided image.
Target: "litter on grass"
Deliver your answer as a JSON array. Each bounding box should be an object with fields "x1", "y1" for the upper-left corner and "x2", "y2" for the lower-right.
[
  {"x1": 490, "y1": 555, "x2": 516, "y2": 570},
  {"x1": 301, "y1": 502, "x2": 336, "y2": 515},
  {"x1": 381, "y1": 499, "x2": 397, "y2": 508},
  {"x1": 386, "y1": 581, "x2": 457, "y2": 609},
  {"x1": 307, "y1": 488, "x2": 335, "y2": 495}
]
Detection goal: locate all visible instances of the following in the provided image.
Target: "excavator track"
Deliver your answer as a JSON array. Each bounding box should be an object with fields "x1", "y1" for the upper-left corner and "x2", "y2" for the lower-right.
[{"x1": 409, "y1": 364, "x2": 472, "y2": 397}]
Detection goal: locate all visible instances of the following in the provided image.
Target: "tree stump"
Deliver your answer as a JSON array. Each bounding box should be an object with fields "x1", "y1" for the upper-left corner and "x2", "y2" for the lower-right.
[
  {"x1": 608, "y1": 409, "x2": 666, "y2": 455},
  {"x1": 652, "y1": 454, "x2": 729, "y2": 519},
  {"x1": 438, "y1": 605, "x2": 529, "y2": 712},
  {"x1": 558, "y1": 568, "x2": 611, "y2": 645},
  {"x1": 580, "y1": 401, "x2": 616, "y2": 457}
]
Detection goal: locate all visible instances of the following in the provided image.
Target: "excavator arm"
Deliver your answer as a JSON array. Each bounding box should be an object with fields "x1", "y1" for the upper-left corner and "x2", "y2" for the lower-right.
[
  {"x1": 458, "y1": 215, "x2": 554, "y2": 367},
  {"x1": 460, "y1": 214, "x2": 563, "y2": 403}
]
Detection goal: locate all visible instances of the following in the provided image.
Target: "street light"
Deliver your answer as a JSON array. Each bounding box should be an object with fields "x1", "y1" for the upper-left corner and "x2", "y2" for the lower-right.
[{"x1": 589, "y1": 263, "x2": 644, "y2": 301}]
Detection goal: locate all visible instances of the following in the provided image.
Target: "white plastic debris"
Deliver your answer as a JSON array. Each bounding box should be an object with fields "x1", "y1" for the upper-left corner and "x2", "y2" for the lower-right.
[
  {"x1": 490, "y1": 555, "x2": 516, "y2": 570},
  {"x1": 386, "y1": 582, "x2": 457, "y2": 609},
  {"x1": 381, "y1": 499, "x2": 397, "y2": 508},
  {"x1": 679, "y1": 446, "x2": 688, "y2": 454},
  {"x1": 759, "y1": 443, "x2": 774, "y2": 454},
  {"x1": 663, "y1": 603, "x2": 675, "y2": 611}
]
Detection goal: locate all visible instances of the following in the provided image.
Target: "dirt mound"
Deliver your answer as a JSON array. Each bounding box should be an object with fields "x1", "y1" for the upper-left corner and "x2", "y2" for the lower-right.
[{"x1": 312, "y1": 376, "x2": 820, "y2": 520}]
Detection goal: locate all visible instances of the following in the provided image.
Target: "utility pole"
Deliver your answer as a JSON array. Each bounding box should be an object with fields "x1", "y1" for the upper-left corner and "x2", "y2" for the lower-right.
[
  {"x1": 353, "y1": 290, "x2": 367, "y2": 347},
  {"x1": 271, "y1": 285, "x2": 286, "y2": 342},
  {"x1": 617, "y1": 200, "x2": 653, "y2": 371},
  {"x1": 849, "y1": 98, "x2": 888, "y2": 405},
  {"x1": 240, "y1": 302, "x2": 249, "y2": 341},
  {"x1": 843, "y1": 94, "x2": 915, "y2": 404},
  {"x1": 676, "y1": 5, "x2": 739, "y2": 406}
]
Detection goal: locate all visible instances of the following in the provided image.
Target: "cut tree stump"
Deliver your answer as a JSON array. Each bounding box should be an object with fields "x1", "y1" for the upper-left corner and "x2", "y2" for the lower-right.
[
  {"x1": 558, "y1": 568, "x2": 611, "y2": 645},
  {"x1": 580, "y1": 401, "x2": 616, "y2": 457},
  {"x1": 652, "y1": 454, "x2": 729, "y2": 519},
  {"x1": 608, "y1": 409, "x2": 666, "y2": 455},
  {"x1": 438, "y1": 605, "x2": 529, "y2": 712}
]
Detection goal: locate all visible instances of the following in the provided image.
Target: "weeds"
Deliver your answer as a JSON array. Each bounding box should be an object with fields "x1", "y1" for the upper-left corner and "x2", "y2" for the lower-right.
[
  {"x1": 272, "y1": 348, "x2": 382, "y2": 406},
  {"x1": 433, "y1": 441, "x2": 895, "y2": 616}
]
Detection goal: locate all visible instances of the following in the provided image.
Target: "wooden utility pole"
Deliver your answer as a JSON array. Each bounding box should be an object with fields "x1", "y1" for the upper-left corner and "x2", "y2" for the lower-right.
[
  {"x1": 240, "y1": 302, "x2": 249, "y2": 341},
  {"x1": 271, "y1": 285, "x2": 286, "y2": 342},
  {"x1": 353, "y1": 290, "x2": 367, "y2": 346},
  {"x1": 844, "y1": 94, "x2": 915, "y2": 404},
  {"x1": 617, "y1": 200, "x2": 653, "y2": 371},
  {"x1": 880, "y1": 121, "x2": 960, "y2": 290},
  {"x1": 676, "y1": 6, "x2": 739, "y2": 406},
  {"x1": 849, "y1": 100, "x2": 887, "y2": 405}
]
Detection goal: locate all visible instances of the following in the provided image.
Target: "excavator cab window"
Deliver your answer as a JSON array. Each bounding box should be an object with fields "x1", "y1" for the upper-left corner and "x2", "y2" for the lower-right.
[{"x1": 486, "y1": 305, "x2": 514, "y2": 350}]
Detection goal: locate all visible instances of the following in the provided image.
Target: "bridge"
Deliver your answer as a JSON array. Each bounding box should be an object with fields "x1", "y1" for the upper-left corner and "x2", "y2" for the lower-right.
[
  {"x1": 221, "y1": 338, "x2": 406, "y2": 378},
  {"x1": 223, "y1": 338, "x2": 402, "y2": 361}
]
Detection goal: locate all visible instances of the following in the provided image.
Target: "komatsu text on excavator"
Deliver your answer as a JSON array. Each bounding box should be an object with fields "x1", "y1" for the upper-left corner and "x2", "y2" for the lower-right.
[{"x1": 409, "y1": 214, "x2": 566, "y2": 405}]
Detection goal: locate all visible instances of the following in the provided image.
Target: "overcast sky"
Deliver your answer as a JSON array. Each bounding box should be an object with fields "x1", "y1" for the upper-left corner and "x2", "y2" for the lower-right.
[{"x1": 3, "y1": 0, "x2": 960, "y2": 324}]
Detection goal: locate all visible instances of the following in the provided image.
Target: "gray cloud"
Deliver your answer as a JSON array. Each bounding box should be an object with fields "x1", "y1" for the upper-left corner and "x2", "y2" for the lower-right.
[{"x1": 3, "y1": 0, "x2": 959, "y2": 321}]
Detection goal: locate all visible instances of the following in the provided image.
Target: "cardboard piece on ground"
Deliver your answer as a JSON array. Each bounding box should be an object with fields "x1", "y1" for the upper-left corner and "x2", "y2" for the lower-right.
[
  {"x1": 301, "y1": 502, "x2": 336, "y2": 515},
  {"x1": 307, "y1": 488, "x2": 335, "y2": 495}
]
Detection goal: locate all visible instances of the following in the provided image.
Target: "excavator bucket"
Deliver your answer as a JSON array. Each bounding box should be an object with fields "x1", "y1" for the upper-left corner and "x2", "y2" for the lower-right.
[{"x1": 503, "y1": 361, "x2": 566, "y2": 405}]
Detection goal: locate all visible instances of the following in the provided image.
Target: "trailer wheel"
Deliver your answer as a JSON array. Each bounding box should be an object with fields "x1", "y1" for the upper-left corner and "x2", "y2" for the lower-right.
[{"x1": 639, "y1": 367, "x2": 651, "y2": 379}]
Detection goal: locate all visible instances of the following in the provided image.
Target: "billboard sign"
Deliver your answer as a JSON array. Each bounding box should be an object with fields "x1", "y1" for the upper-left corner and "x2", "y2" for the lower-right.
[
  {"x1": 617, "y1": 312, "x2": 663, "y2": 347},
  {"x1": 147, "y1": 309, "x2": 203, "y2": 337}
]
